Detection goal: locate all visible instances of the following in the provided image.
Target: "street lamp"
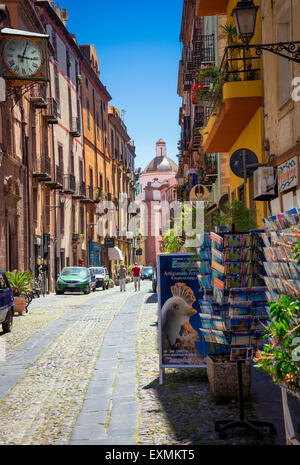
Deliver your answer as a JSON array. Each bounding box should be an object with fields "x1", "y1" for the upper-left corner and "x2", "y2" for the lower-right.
[
  {"x1": 231, "y1": 0, "x2": 300, "y2": 62},
  {"x1": 177, "y1": 172, "x2": 185, "y2": 187},
  {"x1": 231, "y1": 0, "x2": 258, "y2": 46}
]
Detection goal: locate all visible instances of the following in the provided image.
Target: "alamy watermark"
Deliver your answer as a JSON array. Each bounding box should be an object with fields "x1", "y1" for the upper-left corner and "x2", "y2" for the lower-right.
[{"x1": 95, "y1": 195, "x2": 205, "y2": 247}]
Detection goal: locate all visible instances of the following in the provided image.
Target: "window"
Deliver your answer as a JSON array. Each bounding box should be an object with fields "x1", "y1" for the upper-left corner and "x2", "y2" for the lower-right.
[
  {"x1": 85, "y1": 77, "x2": 89, "y2": 89},
  {"x1": 52, "y1": 31, "x2": 57, "y2": 61},
  {"x1": 99, "y1": 173, "x2": 103, "y2": 191},
  {"x1": 66, "y1": 49, "x2": 70, "y2": 78},
  {"x1": 89, "y1": 167, "x2": 93, "y2": 187},
  {"x1": 33, "y1": 188, "x2": 38, "y2": 223},
  {"x1": 54, "y1": 67, "x2": 60, "y2": 102},
  {"x1": 96, "y1": 112, "x2": 100, "y2": 140},
  {"x1": 110, "y1": 129, "x2": 114, "y2": 155},
  {"x1": 0, "y1": 274, "x2": 8, "y2": 290},
  {"x1": 60, "y1": 201, "x2": 65, "y2": 233},
  {"x1": 87, "y1": 98, "x2": 90, "y2": 130},
  {"x1": 278, "y1": 7, "x2": 292, "y2": 106},
  {"x1": 70, "y1": 151, "x2": 74, "y2": 175}
]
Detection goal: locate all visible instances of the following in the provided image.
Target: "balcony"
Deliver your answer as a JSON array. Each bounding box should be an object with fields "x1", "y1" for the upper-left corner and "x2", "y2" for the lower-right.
[
  {"x1": 203, "y1": 46, "x2": 263, "y2": 153},
  {"x1": 55, "y1": 165, "x2": 63, "y2": 188},
  {"x1": 32, "y1": 154, "x2": 52, "y2": 180},
  {"x1": 204, "y1": 154, "x2": 218, "y2": 183},
  {"x1": 183, "y1": 72, "x2": 193, "y2": 92},
  {"x1": 197, "y1": 0, "x2": 228, "y2": 17},
  {"x1": 72, "y1": 181, "x2": 86, "y2": 199},
  {"x1": 30, "y1": 84, "x2": 47, "y2": 108},
  {"x1": 192, "y1": 34, "x2": 215, "y2": 70},
  {"x1": 43, "y1": 98, "x2": 59, "y2": 124},
  {"x1": 63, "y1": 174, "x2": 76, "y2": 193},
  {"x1": 70, "y1": 117, "x2": 81, "y2": 137}
]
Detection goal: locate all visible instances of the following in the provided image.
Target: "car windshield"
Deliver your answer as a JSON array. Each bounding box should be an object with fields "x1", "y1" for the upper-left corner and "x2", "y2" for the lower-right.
[
  {"x1": 61, "y1": 267, "x2": 88, "y2": 277},
  {"x1": 92, "y1": 268, "x2": 105, "y2": 274},
  {"x1": 143, "y1": 267, "x2": 152, "y2": 272}
]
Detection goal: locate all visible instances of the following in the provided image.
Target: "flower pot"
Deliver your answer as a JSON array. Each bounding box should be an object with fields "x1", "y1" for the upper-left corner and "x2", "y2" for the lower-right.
[
  {"x1": 206, "y1": 355, "x2": 251, "y2": 399},
  {"x1": 14, "y1": 296, "x2": 26, "y2": 315}
]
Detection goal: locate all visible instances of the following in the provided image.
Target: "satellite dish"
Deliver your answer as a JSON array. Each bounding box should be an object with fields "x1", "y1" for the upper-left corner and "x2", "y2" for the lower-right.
[
  {"x1": 218, "y1": 193, "x2": 229, "y2": 213},
  {"x1": 230, "y1": 149, "x2": 259, "y2": 179},
  {"x1": 189, "y1": 184, "x2": 210, "y2": 201}
]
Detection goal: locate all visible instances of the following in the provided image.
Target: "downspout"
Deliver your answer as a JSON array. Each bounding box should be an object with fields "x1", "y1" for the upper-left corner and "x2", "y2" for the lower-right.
[{"x1": 21, "y1": 105, "x2": 32, "y2": 272}]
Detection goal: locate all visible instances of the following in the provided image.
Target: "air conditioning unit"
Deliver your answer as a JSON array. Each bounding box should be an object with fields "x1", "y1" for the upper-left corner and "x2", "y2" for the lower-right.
[{"x1": 253, "y1": 166, "x2": 277, "y2": 201}]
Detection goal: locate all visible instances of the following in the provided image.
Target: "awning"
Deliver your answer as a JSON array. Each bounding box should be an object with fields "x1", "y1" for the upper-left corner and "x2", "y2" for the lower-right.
[
  {"x1": 108, "y1": 246, "x2": 123, "y2": 262},
  {"x1": 0, "y1": 27, "x2": 49, "y2": 39}
]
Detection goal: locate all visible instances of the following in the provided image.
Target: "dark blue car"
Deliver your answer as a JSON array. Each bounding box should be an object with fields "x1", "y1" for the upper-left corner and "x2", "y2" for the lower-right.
[{"x1": 0, "y1": 271, "x2": 14, "y2": 333}]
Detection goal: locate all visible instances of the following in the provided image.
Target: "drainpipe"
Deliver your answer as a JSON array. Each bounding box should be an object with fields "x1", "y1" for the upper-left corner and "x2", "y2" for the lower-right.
[{"x1": 21, "y1": 106, "x2": 32, "y2": 272}]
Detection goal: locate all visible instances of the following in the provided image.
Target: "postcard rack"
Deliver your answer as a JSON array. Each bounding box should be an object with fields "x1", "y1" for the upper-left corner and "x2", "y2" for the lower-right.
[
  {"x1": 207, "y1": 228, "x2": 276, "y2": 438},
  {"x1": 261, "y1": 209, "x2": 300, "y2": 301}
]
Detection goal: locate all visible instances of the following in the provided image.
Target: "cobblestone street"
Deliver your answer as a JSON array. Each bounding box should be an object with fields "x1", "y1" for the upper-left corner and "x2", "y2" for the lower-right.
[{"x1": 0, "y1": 281, "x2": 299, "y2": 445}]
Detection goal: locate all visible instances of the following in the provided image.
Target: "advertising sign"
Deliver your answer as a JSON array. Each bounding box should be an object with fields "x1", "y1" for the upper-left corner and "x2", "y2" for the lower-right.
[
  {"x1": 278, "y1": 156, "x2": 298, "y2": 193},
  {"x1": 104, "y1": 238, "x2": 115, "y2": 248},
  {"x1": 158, "y1": 253, "x2": 207, "y2": 373}
]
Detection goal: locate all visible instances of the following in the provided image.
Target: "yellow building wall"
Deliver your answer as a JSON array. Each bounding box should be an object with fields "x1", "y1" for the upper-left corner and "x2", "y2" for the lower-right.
[{"x1": 229, "y1": 107, "x2": 266, "y2": 227}]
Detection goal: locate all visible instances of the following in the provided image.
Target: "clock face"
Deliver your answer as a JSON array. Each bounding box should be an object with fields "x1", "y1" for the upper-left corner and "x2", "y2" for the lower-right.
[{"x1": 3, "y1": 38, "x2": 43, "y2": 77}]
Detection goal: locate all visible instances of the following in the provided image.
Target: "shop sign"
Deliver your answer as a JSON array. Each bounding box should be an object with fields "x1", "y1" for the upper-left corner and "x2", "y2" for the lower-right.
[
  {"x1": 104, "y1": 238, "x2": 115, "y2": 248},
  {"x1": 278, "y1": 156, "x2": 298, "y2": 193},
  {"x1": 157, "y1": 253, "x2": 206, "y2": 372}
]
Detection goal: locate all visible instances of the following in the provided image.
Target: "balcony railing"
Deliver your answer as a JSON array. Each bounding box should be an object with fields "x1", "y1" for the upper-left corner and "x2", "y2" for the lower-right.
[
  {"x1": 56, "y1": 165, "x2": 63, "y2": 187},
  {"x1": 43, "y1": 98, "x2": 59, "y2": 124},
  {"x1": 64, "y1": 174, "x2": 76, "y2": 193},
  {"x1": 192, "y1": 33, "x2": 215, "y2": 70},
  {"x1": 32, "y1": 154, "x2": 52, "y2": 180},
  {"x1": 30, "y1": 84, "x2": 47, "y2": 108},
  {"x1": 88, "y1": 186, "x2": 94, "y2": 202},
  {"x1": 205, "y1": 45, "x2": 262, "y2": 121},
  {"x1": 72, "y1": 181, "x2": 86, "y2": 199},
  {"x1": 70, "y1": 117, "x2": 81, "y2": 137}
]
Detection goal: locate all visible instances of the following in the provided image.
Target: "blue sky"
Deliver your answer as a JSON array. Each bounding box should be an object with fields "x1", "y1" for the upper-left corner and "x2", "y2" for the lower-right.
[{"x1": 59, "y1": 0, "x2": 183, "y2": 170}]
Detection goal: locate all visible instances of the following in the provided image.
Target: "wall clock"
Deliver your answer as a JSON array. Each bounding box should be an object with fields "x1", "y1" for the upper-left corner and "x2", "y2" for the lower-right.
[{"x1": 0, "y1": 28, "x2": 50, "y2": 84}]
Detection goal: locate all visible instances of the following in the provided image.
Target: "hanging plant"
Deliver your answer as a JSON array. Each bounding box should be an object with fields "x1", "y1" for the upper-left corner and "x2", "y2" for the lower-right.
[{"x1": 76, "y1": 74, "x2": 83, "y2": 85}]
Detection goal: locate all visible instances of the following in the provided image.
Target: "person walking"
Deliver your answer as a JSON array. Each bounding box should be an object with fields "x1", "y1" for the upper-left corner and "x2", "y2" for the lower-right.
[
  {"x1": 131, "y1": 263, "x2": 141, "y2": 292},
  {"x1": 118, "y1": 264, "x2": 127, "y2": 292}
]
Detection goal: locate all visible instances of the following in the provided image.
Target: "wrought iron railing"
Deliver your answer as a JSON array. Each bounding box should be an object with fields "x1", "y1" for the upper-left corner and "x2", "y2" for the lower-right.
[{"x1": 205, "y1": 45, "x2": 261, "y2": 121}]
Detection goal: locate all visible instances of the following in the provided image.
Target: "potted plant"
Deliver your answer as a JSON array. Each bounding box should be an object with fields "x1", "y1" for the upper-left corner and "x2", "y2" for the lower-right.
[
  {"x1": 109, "y1": 279, "x2": 114, "y2": 288},
  {"x1": 6, "y1": 270, "x2": 34, "y2": 315}
]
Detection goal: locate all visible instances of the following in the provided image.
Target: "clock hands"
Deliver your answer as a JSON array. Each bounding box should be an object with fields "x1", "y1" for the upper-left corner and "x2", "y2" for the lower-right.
[
  {"x1": 17, "y1": 55, "x2": 37, "y2": 61},
  {"x1": 22, "y1": 41, "x2": 29, "y2": 58}
]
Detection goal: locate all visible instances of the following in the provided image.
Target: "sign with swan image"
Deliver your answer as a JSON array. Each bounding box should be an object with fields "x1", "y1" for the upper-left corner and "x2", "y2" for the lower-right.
[{"x1": 157, "y1": 253, "x2": 207, "y2": 375}]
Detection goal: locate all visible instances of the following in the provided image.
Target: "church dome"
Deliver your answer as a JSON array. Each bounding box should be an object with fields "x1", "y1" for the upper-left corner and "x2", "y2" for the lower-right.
[{"x1": 144, "y1": 156, "x2": 178, "y2": 173}]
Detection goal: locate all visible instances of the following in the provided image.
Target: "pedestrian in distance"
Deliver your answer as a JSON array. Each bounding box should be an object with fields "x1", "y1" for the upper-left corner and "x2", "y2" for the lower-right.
[
  {"x1": 131, "y1": 263, "x2": 141, "y2": 291},
  {"x1": 118, "y1": 264, "x2": 127, "y2": 292}
]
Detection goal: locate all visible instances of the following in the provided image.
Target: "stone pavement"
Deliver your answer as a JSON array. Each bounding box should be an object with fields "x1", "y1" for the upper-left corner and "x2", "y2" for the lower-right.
[
  {"x1": 0, "y1": 282, "x2": 148, "y2": 445},
  {"x1": 70, "y1": 291, "x2": 145, "y2": 445}
]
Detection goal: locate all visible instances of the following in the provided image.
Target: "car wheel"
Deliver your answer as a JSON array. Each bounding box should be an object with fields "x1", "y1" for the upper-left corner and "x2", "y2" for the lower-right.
[
  {"x1": 85, "y1": 286, "x2": 91, "y2": 294},
  {"x1": 2, "y1": 309, "x2": 13, "y2": 334},
  {"x1": 56, "y1": 289, "x2": 63, "y2": 295},
  {"x1": 106, "y1": 282, "x2": 109, "y2": 289},
  {"x1": 93, "y1": 286, "x2": 96, "y2": 292}
]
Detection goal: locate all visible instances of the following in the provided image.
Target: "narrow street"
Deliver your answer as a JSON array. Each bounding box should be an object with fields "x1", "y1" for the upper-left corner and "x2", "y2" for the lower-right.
[{"x1": 0, "y1": 281, "x2": 151, "y2": 445}]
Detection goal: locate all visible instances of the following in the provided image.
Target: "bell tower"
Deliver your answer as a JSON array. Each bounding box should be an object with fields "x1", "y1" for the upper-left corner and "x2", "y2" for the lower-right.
[{"x1": 156, "y1": 139, "x2": 166, "y2": 157}]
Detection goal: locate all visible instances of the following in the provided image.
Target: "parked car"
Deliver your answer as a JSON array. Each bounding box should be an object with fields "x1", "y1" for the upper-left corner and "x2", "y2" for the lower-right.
[
  {"x1": 89, "y1": 266, "x2": 110, "y2": 290},
  {"x1": 56, "y1": 267, "x2": 92, "y2": 294},
  {"x1": 152, "y1": 267, "x2": 157, "y2": 293},
  {"x1": 141, "y1": 266, "x2": 153, "y2": 280},
  {"x1": 0, "y1": 271, "x2": 14, "y2": 333},
  {"x1": 88, "y1": 268, "x2": 96, "y2": 292}
]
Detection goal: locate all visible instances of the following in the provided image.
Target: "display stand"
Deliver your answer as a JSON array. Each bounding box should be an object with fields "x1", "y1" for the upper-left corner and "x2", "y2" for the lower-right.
[
  {"x1": 212, "y1": 225, "x2": 276, "y2": 439},
  {"x1": 215, "y1": 359, "x2": 276, "y2": 438}
]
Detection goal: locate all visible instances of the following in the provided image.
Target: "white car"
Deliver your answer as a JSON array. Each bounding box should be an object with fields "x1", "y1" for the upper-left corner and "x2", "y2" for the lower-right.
[{"x1": 89, "y1": 267, "x2": 110, "y2": 290}]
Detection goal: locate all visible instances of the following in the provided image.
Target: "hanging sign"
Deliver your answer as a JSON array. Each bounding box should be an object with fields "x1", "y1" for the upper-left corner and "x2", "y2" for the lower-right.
[{"x1": 278, "y1": 156, "x2": 298, "y2": 193}]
